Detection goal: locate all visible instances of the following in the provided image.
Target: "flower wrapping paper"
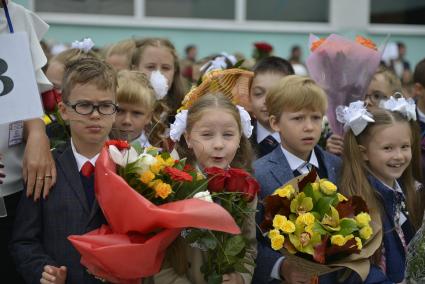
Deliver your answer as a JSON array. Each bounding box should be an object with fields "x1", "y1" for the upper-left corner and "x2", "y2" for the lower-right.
[
  {"x1": 68, "y1": 147, "x2": 241, "y2": 283},
  {"x1": 306, "y1": 33, "x2": 384, "y2": 136}
]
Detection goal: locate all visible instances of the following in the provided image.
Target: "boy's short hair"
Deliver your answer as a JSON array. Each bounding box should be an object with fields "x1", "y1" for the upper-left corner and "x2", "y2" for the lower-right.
[
  {"x1": 413, "y1": 58, "x2": 425, "y2": 87},
  {"x1": 61, "y1": 57, "x2": 117, "y2": 102},
  {"x1": 252, "y1": 56, "x2": 295, "y2": 76},
  {"x1": 266, "y1": 75, "x2": 327, "y2": 119}
]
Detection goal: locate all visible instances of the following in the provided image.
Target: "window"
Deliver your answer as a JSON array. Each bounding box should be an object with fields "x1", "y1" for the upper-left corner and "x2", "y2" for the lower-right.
[
  {"x1": 35, "y1": 0, "x2": 134, "y2": 16},
  {"x1": 145, "y1": 0, "x2": 235, "y2": 20},
  {"x1": 370, "y1": 0, "x2": 425, "y2": 25},
  {"x1": 246, "y1": 0, "x2": 329, "y2": 22}
]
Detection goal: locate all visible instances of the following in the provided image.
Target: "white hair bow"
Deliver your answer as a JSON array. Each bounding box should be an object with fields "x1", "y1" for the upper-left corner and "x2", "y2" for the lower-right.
[
  {"x1": 169, "y1": 105, "x2": 253, "y2": 142},
  {"x1": 379, "y1": 96, "x2": 417, "y2": 121},
  {"x1": 149, "y1": 70, "x2": 169, "y2": 100},
  {"x1": 71, "y1": 38, "x2": 95, "y2": 53},
  {"x1": 336, "y1": 101, "x2": 375, "y2": 136},
  {"x1": 200, "y1": 52, "x2": 237, "y2": 74}
]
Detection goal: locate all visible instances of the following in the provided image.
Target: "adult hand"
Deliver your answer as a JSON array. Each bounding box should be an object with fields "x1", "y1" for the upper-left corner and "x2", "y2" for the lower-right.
[
  {"x1": 23, "y1": 119, "x2": 56, "y2": 201},
  {"x1": 325, "y1": 134, "x2": 344, "y2": 156},
  {"x1": 40, "y1": 265, "x2": 67, "y2": 284}
]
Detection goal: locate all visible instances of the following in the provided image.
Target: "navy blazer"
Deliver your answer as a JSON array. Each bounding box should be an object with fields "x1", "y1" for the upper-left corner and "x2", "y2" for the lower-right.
[
  {"x1": 9, "y1": 144, "x2": 106, "y2": 284},
  {"x1": 366, "y1": 175, "x2": 415, "y2": 283},
  {"x1": 252, "y1": 146, "x2": 341, "y2": 284}
]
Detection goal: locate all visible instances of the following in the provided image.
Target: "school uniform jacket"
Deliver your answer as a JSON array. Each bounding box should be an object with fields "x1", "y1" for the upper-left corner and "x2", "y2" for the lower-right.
[
  {"x1": 9, "y1": 144, "x2": 106, "y2": 284},
  {"x1": 252, "y1": 145, "x2": 341, "y2": 284}
]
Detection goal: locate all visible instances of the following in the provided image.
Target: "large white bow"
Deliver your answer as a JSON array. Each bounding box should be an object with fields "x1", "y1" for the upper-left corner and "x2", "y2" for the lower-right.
[
  {"x1": 336, "y1": 101, "x2": 375, "y2": 136},
  {"x1": 169, "y1": 105, "x2": 253, "y2": 142},
  {"x1": 379, "y1": 96, "x2": 417, "y2": 121}
]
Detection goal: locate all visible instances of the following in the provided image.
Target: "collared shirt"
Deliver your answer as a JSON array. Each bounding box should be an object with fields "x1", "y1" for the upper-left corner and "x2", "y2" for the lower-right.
[
  {"x1": 135, "y1": 131, "x2": 151, "y2": 148},
  {"x1": 280, "y1": 145, "x2": 319, "y2": 174},
  {"x1": 417, "y1": 107, "x2": 425, "y2": 125},
  {"x1": 256, "y1": 121, "x2": 281, "y2": 144},
  {"x1": 71, "y1": 139, "x2": 99, "y2": 171}
]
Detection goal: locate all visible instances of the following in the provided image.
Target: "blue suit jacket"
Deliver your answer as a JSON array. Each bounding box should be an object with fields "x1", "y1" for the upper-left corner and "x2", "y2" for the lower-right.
[
  {"x1": 10, "y1": 144, "x2": 106, "y2": 284},
  {"x1": 252, "y1": 146, "x2": 341, "y2": 284}
]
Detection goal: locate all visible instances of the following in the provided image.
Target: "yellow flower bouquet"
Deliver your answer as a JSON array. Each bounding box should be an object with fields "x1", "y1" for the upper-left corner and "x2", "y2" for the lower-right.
[{"x1": 260, "y1": 170, "x2": 382, "y2": 280}]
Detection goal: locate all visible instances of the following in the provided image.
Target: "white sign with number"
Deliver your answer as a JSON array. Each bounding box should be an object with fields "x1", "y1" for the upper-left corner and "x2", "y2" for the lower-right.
[{"x1": 0, "y1": 32, "x2": 44, "y2": 124}]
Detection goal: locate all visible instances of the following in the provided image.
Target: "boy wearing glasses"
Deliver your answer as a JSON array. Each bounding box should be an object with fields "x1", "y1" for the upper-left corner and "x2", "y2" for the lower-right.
[{"x1": 10, "y1": 58, "x2": 117, "y2": 284}]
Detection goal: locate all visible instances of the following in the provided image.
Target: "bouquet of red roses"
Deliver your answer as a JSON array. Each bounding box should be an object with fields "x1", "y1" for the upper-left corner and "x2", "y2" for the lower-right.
[
  {"x1": 68, "y1": 141, "x2": 241, "y2": 284},
  {"x1": 183, "y1": 167, "x2": 259, "y2": 284}
]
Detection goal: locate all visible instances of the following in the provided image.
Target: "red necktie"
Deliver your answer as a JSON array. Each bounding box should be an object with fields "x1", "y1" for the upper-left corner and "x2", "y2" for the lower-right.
[{"x1": 81, "y1": 161, "x2": 95, "y2": 177}]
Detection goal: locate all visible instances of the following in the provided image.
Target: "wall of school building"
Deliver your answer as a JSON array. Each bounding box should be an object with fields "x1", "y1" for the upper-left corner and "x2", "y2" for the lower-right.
[{"x1": 15, "y1": 0, "x2": 425, "y2": 68}]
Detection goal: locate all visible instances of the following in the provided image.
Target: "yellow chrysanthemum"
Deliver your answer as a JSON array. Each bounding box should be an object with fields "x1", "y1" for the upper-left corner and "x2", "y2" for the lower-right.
[
  {"x1": 331, "y1": 235, "x2": 347, "y2": 246},
  {"x1": 337, "y1": 193, "x2": 348, "y2": 202},
  {"x1": 271, "y1": 234, "x2": 285, "y2": 250},
  {"x1": 355, "y1": 212, "x2": 371, "y2": 228},
  {"x1": 272, "y1": 215, "x2": 286, "y2": 230},
  {"x1": 154, "y1": 181, "x2": 172, "y2": 199},
  {"x1": 319, "y1": 179, "x2": 337, "y2": 195},
  {"x1": 140, "y1": 170, "x2": 155, "y2": 184},
  {"x1": 268, "y1": 229, "x2": 280, "y2": 239},
  {"x1": 274, "y1": 185, "x2": 295, "y2": 199},
  {"x1": 296, "y1": 213, "x2": 315, "y2": 227},
  {"x1": 360, "y1": 225, "x2": 373, "y2": 240}
]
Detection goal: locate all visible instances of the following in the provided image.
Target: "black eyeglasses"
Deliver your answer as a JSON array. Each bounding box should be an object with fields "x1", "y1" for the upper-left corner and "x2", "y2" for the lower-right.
[
  {"x1": 364, "y1": 91, "x2": 389, "y2": 105},
  {"x1": 65, "y1": 101, "x2": 118, "y2": 115}
]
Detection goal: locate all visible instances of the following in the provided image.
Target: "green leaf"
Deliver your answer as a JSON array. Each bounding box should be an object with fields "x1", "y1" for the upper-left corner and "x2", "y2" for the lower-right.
[
  {"x1": 233, "y1": 59, "x2": 245, "y2": 68},
  {"x1": 207, "y1": 272, "x2": 222, "y2": 284},
  {"x1": 338, "y1": 218, "x2": 359, "y2": 236},
  {"x1": 316, "y1": 196, "x2": 336, "y2": 217},
  {"x1": 131, "y1": 141, "x2": 143, "y2": 154},
  {"x1": 313, "y1": 221, "x2": 329, "y2": 235},
  {"x1": 234, "y1": 262, "x2": 250, "y2": 274},
  {"x1": 224, "y1": 235, "x2": 245, "y2": 256}
]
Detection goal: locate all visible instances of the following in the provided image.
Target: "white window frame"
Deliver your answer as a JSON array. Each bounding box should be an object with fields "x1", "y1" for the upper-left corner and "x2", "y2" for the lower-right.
[{"x1": 28, "y1": 0, "x2": 425, "y2": 35}]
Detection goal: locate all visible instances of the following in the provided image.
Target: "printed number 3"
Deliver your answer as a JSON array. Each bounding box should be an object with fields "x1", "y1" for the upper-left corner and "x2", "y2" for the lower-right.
[{"x1": 0, "y1": 58, "x2": 14, "y2": 96}]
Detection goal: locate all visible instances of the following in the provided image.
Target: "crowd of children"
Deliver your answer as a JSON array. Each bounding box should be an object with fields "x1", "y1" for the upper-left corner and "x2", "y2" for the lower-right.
[{"x1": 2, "y1": 1, "x2": 425, "y2": 284}]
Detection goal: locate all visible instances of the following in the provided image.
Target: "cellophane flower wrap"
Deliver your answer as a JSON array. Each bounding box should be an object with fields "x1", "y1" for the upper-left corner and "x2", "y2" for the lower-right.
[
  {"x1": 260, "y1": 170, "x2": 382, "y2": 280},
  {"x1": 68, "y1": 140, "x2": 241, "y2": 284},
  {"x1": 306, "y1": 34, "x2": 384, "y2": 136},
  {"x1": 183, "y1": 167, "x2": 259, "y2": 284},
  {"x1": 406, "y1": 210, "x2": 425, "y2": 282}
]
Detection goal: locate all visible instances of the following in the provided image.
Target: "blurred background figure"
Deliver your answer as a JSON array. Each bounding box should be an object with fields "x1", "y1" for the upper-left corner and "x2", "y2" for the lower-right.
[
  {"x1": 180, "y1": 44, "x2": 198, "y2": 85},
  {"x1": 393, "y1": 41, "x2": 412, "y2": 82},
  {"x1": 105, "y1": 38, "x2": 136, "y2": 71},
  {"x1": 288, "y1": 44, "x2": 308, "y2": 76}
]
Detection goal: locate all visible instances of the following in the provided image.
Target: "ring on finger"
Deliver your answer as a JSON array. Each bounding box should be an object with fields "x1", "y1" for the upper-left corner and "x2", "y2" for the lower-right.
[{"x1": 36, "y1": 177, "x2": 45, "y2": 180}]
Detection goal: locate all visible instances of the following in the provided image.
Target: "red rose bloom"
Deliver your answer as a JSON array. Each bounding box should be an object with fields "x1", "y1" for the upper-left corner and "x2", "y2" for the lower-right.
[
  {"x1": 41, "y1": 89, "x2": 62, "y2": 113},
  {"x1": 244, "y1": 177, "x2": 259, "y2": 202},
  {"x1": 225, "y1": 168, "x2": 250, "y2": 193},
  {"x1": 226, "y1": 168, "x2": 259, "y2": 202},
  {"x1": 164, "y1": 167, "x2": 193, "y2": 182},
  {"x1": 205, "y1": 167, "x2": 229, "y2": 193},
  {"x1": 105, "y1": 140, "x2": 130, "y2": 150}
]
